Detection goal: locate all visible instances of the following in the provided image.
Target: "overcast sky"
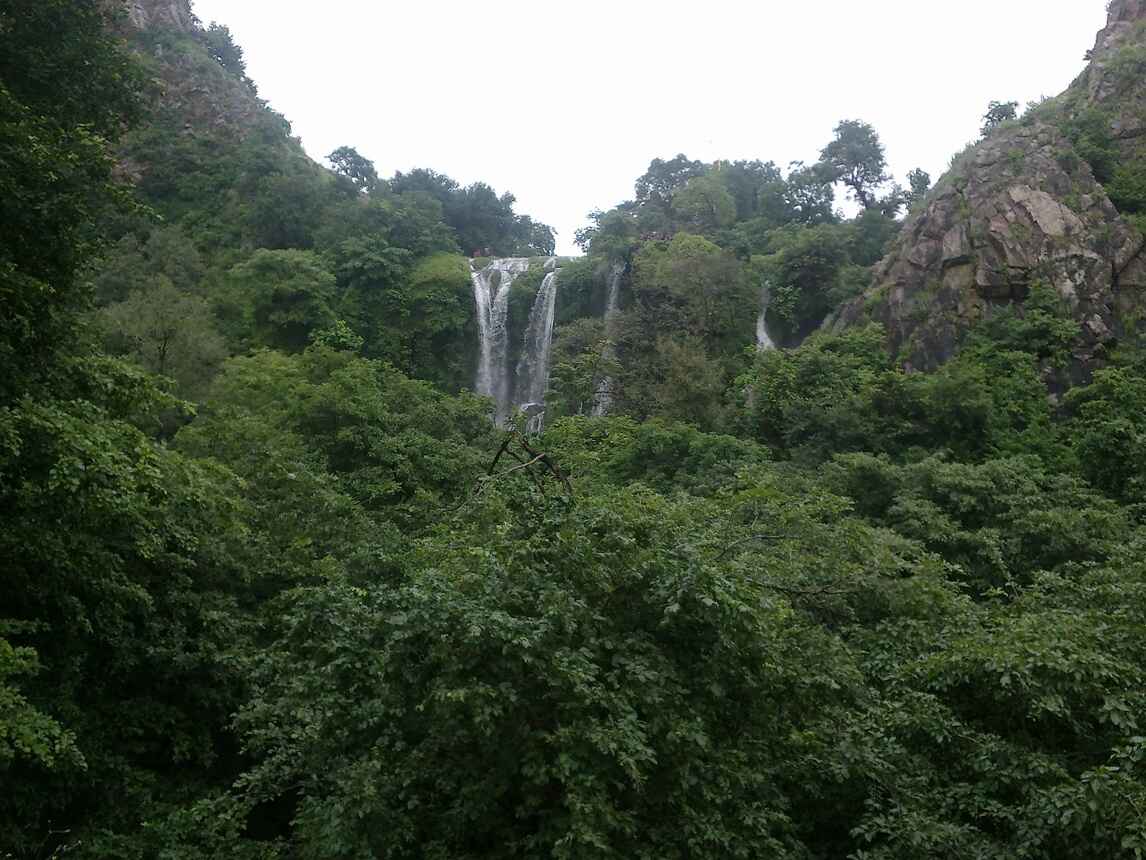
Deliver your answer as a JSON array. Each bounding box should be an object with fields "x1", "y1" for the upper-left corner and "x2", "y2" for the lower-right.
[{"x1": 189, "y1": 0, "x2": 1108, "y2": 255}]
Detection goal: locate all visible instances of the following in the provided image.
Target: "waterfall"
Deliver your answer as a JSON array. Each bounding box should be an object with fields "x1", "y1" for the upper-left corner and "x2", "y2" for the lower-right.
[
  {"x1": 514, "y1": 270, "x2": 559, "y2": 433},
  {"x1": 756, "y1": 280, "x2": 775, "y2": 351},
  {"x1": 591, "y1": 263, "x2": 625, "y2": 417},
  {"x1": 472, "y1": 258, "x2": 561, "y2": 430},
  {"x1": 472, "y1": 258, "x2": 532, "y2": 422},
  {"x1": 603, "y1": 262, "x2": 624, "y2": 320}
]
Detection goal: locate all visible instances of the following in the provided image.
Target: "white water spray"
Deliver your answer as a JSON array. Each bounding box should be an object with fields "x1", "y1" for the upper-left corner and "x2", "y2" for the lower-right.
[
  {"x1": 472, "y1": 258, "x2": 532, "y2": 422},
  {"x1": 472, "y1": 258, "x2": 562, "y2": 429},
  {"x1": 756, "y1": 280, "x2": 775, "y2": 351},
  {"x1": 514, "y1": 270, "x2": 559, "y2": 432}
]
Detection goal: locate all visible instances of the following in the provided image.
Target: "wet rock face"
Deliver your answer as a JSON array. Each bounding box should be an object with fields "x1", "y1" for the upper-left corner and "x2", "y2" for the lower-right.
[
  {"x1": 125, "y1": 0, "x2": 194, "y2": 31},
  {"x1": 834, "y1": 3, "x2": 1146, "y2": 372}
]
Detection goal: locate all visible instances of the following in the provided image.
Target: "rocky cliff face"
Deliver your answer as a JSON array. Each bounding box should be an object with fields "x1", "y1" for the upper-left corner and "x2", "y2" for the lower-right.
[
  {"x1": 113, "y1": 0, "x2": 325, "y2": 252},
  {"x1": 118, "y1": 0, "x2": 274, "y2": 152},
  {"x1": 835, "y1": 1, "x2": 1146, "y2": 374},
  {"x1": 1083, "y1": 0, "x2": 1146, "y2": 149},
  {"x1": 125, "y1": 0, "x2": 194, "y2": 31}
]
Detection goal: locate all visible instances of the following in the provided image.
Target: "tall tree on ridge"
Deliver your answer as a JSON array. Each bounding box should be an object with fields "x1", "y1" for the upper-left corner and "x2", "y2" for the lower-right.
[{"x1": 819, "y1": 119, "x2": 891, "y2": 210}]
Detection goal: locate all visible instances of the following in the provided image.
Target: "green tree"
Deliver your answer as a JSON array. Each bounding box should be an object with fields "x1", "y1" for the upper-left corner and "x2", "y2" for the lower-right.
[
  {"x1": 329, "y1": 242, "x2": 473, "y2": 388},
  {"x1": 574, "y1": 208, "x2": 639, "y2": 258},
  {"x1": 819, "y1": 120, "x2": 891, "y2": 209},
  {"x1": 229, "y1": 249, "x2": 338, "y2": 351},
  {"x1": 248, "y1": 170, "x2": 329, "y2": 249},
  {"x1": 91, "y1": 226, "x2": 206, "y2": 305},
  {"x1": 632, "y1": 233, "x2": 750, "y2": 343},
  {"x1": 650, "y1": 335, "x2": 728, "y2": 428},
  {"x1": 0, "y1": 377, "x2": 251, "y2": 854},
  {"x1": 98, "y1": 279, "x2": 228, "y2": 399},
  {"x1": 715, "y1": 159, "x2": 787, "y2": 222},
  {"x1": 634, "y1": 153, "x2": 705, "y2": 208},
  {"x1": 782, "y1": 161, "x2": 837, "y2": 225},
  {"x1": 547, "y1": 318, "x2": 615, "y2": 418},
  {"x1": 522, "y1": 217, "x2": 558, "y2": 256},
  {"x1": 672, "y1": 174, "x2": 737, "y2": 230},
  {"x1": 449, "y1": 182, "x2": 518, "y2": 255},
  {"x1": 0, "y1": 626, "x2": 81, "y2": 777},
  {"x1": 0, "y1": 0, "x2": 145, "y2": 401},
  {"x1": 389, "y1": 167, "x2": 460, "y2": 207},
  {"x1": 734, "y1": 324, "x2": 890, "y2": 457},
  {"x1": 377, "y1": 191, "x2": 459, "y2": 257},
  {"x1": 761, "y1": 224, "x2": 852, "y2": 338},
  {"x1": 202, "y1": 22, "x2": 248, "y2": 80},
  {"x1": 906, "y1": 167, "x2": 932, "y2": 206},
  {"x1": 229, "y1": 481, "x2": 869, "y2": 859},
  {"x1": 404, "y1": 251, "x2": 477, "y2": 388},
  {"x1": 179, "y1": 345, "x2": 498, "y2": 530},
  {"x1": 848, "y1": 208, "x2": 901, "y2": 267},
  {"x1": 1064, "y1": 367, "x2": 1146, "y2": 501},
  {"x1": 981, "y1": 99, "x2": 1019, "y2": 136},
  {"x1": 327, "y1": 145, "x2": 379, "y2": 193},
  {"x1": 329, "y1": 235, "x2": 412, "y2": 359}
]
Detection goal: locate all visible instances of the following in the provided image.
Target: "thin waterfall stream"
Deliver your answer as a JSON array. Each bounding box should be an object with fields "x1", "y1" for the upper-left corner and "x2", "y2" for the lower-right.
[
  {"x1": 756, "y1": 279, "x2": 775, "y2": 351},
  {"x1": 591, "y1": 263, "x2": 625, "y2": 417}
]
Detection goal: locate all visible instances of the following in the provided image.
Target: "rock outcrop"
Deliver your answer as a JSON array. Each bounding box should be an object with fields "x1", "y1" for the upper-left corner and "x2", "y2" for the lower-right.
[
  {"x1": 834, "y1": 1, "x2": 1146, "y2": 373},
  {"x1": 118, "y1": 0, "x2": 271, "y2": 149},
  {"x1": 125, "y1": 0, "x2": 194, "y2": 32}
]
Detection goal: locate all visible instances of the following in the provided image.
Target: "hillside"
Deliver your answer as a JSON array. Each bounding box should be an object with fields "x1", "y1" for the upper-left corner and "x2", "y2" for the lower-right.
[
  {"x1": 4, "y1": 2, "x2": 1146, "y2": 857},
  {"x1": 91, "y1": 0, "x2": 557, "y2": 399}
]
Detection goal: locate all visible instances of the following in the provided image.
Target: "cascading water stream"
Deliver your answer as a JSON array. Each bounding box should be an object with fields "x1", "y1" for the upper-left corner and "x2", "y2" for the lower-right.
[
  {"x1": 756, "y1": 279, "x2": 775, "y2": 351},
  {"x1": 514, "y1": 270, "x2": 559, "y2": 432},
  {"x1": 591, "y1": 263, "x2": 625, "y2": 417},
  {"x1": 472, "y1": 258, "x2": 532, "y2": 423},
  {"x1": 472, "y1": 257, "x2": 561, "y2": 429}
]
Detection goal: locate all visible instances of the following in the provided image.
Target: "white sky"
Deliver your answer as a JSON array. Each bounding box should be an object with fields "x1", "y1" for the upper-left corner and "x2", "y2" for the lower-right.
[{"x1": 189, "y1": 0, "x2": 1108, "y2": 255}]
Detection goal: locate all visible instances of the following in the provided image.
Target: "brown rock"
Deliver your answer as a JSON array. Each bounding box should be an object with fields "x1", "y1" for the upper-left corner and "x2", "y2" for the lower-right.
[{"x1": 832, "y1": 5, "x2": 1146, "y2": 375}]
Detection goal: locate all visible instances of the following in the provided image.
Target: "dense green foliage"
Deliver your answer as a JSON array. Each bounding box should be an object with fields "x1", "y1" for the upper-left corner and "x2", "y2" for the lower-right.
[
  {"x1": 555, "y1": 118, "x2": 931, "y2": 423},
  {"x1": 0, "y1": 0, "x2": 144, "y2": 400},
  {"x1": 5, "y1": 4, "x2": 1146, "y2": 858},
  {"x1": 87, "y1": 4, "x2": 555, "y2": 398}
]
